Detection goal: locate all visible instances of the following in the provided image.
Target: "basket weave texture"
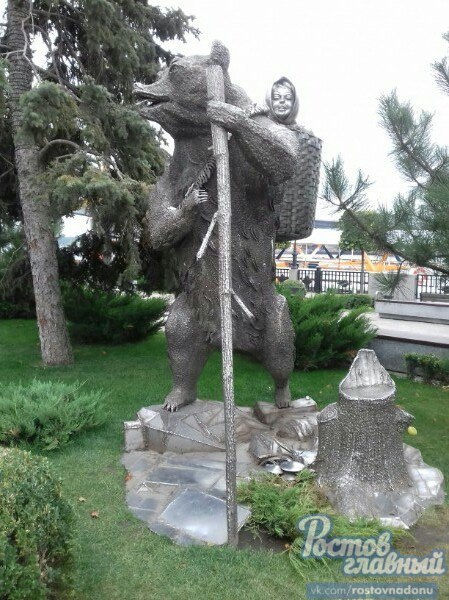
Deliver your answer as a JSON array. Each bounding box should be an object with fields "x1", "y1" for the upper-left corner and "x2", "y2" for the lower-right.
[{"x1": 275, "y1": 129, "x2": 322, "y2": 242}]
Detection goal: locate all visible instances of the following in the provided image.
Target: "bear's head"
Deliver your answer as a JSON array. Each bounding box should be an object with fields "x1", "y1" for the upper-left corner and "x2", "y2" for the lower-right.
[{"x1": 134, "y1": 41, "x2": 248, "y2": 138}]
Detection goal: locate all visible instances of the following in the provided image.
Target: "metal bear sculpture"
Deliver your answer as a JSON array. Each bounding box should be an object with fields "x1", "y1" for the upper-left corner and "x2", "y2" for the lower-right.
[{"x1": 135, "y1": 42, "x2": 300, "y2": 412}]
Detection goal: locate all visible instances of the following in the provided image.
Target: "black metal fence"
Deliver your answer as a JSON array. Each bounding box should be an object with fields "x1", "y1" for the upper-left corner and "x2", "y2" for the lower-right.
[
  {"x1": 416, "y1": 274, "x2": 449, "y2": 298},
  {"x1": 298, "y1": 268, "x2": 368, "y2": 294},
  {"x1": 276, "y1": 267, "x2": 290, "y2": 281},
  {"x1": 275, "y1": 267, "x2": 369, "y2": 293},
  {"x1": 274, "y1": 269, "x2": 449, "y2": 298}
]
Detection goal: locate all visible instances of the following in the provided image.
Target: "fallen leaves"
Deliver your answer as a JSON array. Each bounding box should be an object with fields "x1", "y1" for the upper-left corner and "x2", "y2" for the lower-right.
[{"x1": 76, "y1": 496, "x2": 100, "y2": 519}]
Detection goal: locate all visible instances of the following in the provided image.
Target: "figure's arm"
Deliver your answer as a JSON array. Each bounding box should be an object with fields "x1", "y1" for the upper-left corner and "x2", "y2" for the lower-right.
[
  {"x1": 146, "y1": 182, "x2": 205, "y2": 249},
  {"x1": 207, "y1": 100, "x2": 298, "y2": 184}
]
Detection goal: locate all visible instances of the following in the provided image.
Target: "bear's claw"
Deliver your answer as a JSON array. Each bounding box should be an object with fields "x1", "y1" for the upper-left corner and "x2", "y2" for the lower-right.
[{"x1": 163, "y1": 390, "x2": 196, "y2": 412}]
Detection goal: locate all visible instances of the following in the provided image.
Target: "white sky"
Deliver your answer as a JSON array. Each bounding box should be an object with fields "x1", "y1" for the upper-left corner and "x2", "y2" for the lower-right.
[
  {"x1": 162, "y1": 0, "x2": 449, "y2": 213},
  {"x1": 2, "y1": 0, "x2": 448, "y2": 215}
]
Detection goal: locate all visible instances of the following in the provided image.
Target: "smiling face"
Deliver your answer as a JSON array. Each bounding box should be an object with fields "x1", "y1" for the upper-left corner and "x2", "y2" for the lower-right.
[{"x1": 271, "y1": 83, "x2": 294, "y2": 121}]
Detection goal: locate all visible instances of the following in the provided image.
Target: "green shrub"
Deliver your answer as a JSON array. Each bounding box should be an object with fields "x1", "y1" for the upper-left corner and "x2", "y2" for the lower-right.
[
  {"x1": 276, "y1": 278, "x2": 307, "y2": 299},
  {"x1": 342, "y1": 293, "x2": 374, "y2": 309},
  {"x1": 0, "y1": 447, "x2": 73, "y2": 599},
  {"x1": 0, "y1": 300, "x2": 35, "y2": 319},
  {"x1": 63, "y1": 286, "x2": 167, "y2": 344},
  {"x1": 282, "y1": 292, "x2": 376, "y2": 370},
  {"x1": 404, "y1": 353, "x2": 449, "y2": 385},
  {"x1": 374, "y1": 269, "x2": 407, "y2": 298},
  {"x1": 237, "y1": 472, "x2": 406, "y2": 543},
  {"x1": 0, "y1": 225, "x2": 36, "y2": 320},
  {"x1": 0, "y1": 380, "x2": 106, "y2": 451},
  {"x1": 237, "y1": 470, "x2": 319, "y2": 539}
]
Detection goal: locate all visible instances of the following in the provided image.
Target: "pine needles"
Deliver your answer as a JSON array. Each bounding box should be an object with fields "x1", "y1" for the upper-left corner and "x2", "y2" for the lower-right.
[{"x1": 0, "y1": 380, "x2": 106, "y2": 451}]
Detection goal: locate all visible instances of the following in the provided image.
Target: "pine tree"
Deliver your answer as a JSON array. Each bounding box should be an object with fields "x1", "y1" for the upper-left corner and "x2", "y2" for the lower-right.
[
  {"x1": 324, "y1": 32, "x2": 449, "y2": 276},
  {"x1": 0, "y1": 1, "x2": 196, "y2": 364}
]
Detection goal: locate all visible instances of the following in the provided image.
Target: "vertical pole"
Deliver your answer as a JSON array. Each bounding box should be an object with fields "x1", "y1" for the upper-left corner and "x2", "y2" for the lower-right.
[
  {"x1": 292, "y1": 239, "x2": 298, "y2": 268},
  {"x1": 314, "y1": 266, "x2": 323, "y2": 293},
  {"x1": 361, "y1": 248, "x2": 365, "y2": 293},
  {"x1": 206, "y1": 63, "x2": 238, "y2": 546}
]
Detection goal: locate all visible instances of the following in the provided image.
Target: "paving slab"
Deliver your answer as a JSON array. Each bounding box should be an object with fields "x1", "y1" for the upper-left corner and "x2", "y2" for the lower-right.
[{"x1": 152, "y1": 488, "x2": 251, "y2": 546}]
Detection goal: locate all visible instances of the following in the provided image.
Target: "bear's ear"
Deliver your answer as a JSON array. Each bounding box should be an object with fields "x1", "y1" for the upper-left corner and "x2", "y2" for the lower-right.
[{"x1": 209, "y1": 40, "x2": 230, "y2": 71}]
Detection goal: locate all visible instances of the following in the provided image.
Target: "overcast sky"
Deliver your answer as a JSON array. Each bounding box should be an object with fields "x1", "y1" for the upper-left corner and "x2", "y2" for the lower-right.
[
  {"x1": 162, "y1": 0, "x2": 449, "y2": 213},
  {"x1": 2, "y1": 0, "x2": 448, "y2": 215}
]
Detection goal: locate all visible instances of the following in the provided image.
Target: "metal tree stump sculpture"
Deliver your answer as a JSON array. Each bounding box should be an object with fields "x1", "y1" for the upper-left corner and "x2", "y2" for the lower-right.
[{"x1": 316, "y1": 349, "x2": 415, "y2": 521}]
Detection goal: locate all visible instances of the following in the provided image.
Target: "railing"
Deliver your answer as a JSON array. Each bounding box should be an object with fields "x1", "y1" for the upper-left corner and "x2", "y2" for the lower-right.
[
  {"x1": 277, "y1": 269, "x2": 449, "y2": 298},
  {"x1": 275, "y1": 267, "x2": 290, "y2": 281},
  {"x1": 298, "y1": 268, "x2": 369, "y2": 294},
  {"x1": 416, "y1": 274, "x2": 449, "y2": 298}
]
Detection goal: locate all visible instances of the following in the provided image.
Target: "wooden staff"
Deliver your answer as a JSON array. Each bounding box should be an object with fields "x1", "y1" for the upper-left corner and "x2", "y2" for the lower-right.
[{"x1": 206, "y1": 54, "x2": 238, "y2": 547}]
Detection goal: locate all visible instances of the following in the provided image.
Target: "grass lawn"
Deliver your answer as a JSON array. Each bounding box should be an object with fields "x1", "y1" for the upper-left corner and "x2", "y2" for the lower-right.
[{"x1": 1, "y1": 319, "x2": 448, "y2": 600}]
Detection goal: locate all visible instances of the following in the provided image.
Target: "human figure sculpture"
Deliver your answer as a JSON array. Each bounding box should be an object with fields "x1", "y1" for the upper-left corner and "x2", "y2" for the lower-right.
[
  {"x1": 134, "y1": 42, "x2": 308, "y2": 412},
  {"x1": 266, "y1": 77, "x2": 299, "y2": 125}
]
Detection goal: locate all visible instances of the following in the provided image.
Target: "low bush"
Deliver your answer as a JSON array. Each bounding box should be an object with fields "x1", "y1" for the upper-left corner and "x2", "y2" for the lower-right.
[
  {"x1": 276, "y1": 278, "x2": 307, "y2": 299},
  {"x1": 237, "y1": 470, "x2": 319, "y2": 539},
  {"x1": 0, "y1": 380, "x2": 106, "y2": 451},
  {"x1": 238, "y1": 472, "x2": 407, "y2": 580},
  {"x1": 405, "y1": 353, "x2": 449, "y2": 385},
  {"x1": 0, "y1": 300, "x2": 35, "y2": 319},
  {"x1": 0, "y1": 225, "x2": 36, "y2": 320},
  {"x1": 63, "y1": 286, "x2": 167, "y2": 344},
  {"x1": 237, "y1": 472, "x2": 406, "y2": 542},
  {"x1": 0, "y1": 447, "x2": 73, "y2": 599},
  {"x1": 342, "y1": 293, "x2": 374, "y2": 309},
  {"x1": 281, "y1": 292, "x2": 376, "y2": 370}
]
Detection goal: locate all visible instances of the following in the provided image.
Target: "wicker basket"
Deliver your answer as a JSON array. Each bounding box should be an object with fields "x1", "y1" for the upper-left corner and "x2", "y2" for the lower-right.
[{"x1": 275, "y1": 129, "x2": 322, "y2": 242}]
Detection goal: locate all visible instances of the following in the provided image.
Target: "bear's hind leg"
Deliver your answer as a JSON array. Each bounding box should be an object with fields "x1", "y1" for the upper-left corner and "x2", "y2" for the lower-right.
[
  {"x1": 164, "y1": 293, "x2": 212, "y2": 412},
  {"x1": 261, "y1": 294, "x2": 295, "y2": 408}
]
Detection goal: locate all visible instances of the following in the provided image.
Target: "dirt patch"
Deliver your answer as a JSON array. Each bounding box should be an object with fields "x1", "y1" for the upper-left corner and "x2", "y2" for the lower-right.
[
  {"x1": 398, "y1": 506, "x2": 449, "y2": 554},
  {"x1": 237, "y1": 527, "x2": 288, "y2": 553}
]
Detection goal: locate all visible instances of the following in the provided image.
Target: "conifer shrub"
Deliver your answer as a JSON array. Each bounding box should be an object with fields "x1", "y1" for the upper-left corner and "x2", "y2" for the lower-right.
[
  {"x1": 63, "y1": 286, "x2": 167, "y2": 344},
  {"x1": 342, "y1": 293, "x2": 374, "y2": 309},
  {"x1": 0, "y1": 448, "x2": 73, "y2": 599},
  {"x1": 276, "y1": 278, "x2": 307, "y2": 299},
  {"x1": 0, "y1": 380, "x2": 106, "y2": 451},
  {"x1": 237, "y1": 472, "x2": 405, "y2": 543},
  {"x1": 405, "y1": 353, "x2": 449, "y2": 385},
  {"x1": 281, "y1": 292, "x2": 376, "y2": 370}
]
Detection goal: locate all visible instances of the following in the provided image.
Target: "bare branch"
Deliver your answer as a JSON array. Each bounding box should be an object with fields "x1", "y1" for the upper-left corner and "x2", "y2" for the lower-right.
[
  {"x1": 34, "y1": 24, "x2": 66, "y2": 88},
  {"x1": 0, "y1": 153, "x2": 14, "y2": 168},
  {"x1": 39, "y1": 138, "x2": 81, "y2": 160},
  {"x1": 35, "y1": 65, "x2": 80, "y2": 97},
  {"x1": 0, "y1": 167, "x2": 13, "y2": 181}
]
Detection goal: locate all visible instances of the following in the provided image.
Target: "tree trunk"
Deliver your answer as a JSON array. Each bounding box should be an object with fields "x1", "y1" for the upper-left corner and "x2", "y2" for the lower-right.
[
  {"x1": 7, "y1": 0, "x2": 73, "y2": 365},
  {"x1": 360, "y1": 247, "x2": 365, "y2": 293}
]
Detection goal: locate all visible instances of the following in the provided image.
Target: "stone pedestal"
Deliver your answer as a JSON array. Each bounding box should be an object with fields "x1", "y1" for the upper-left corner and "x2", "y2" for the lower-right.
[
  {"x1": 123, "y1": 373, "x2": 445, "y2": 541},
  {"x1": 122, "y1": 397, "x2": 320, "y2": 545},
  {"x1": 125, "y1": 400, "x2": 268, "y2": 454}
]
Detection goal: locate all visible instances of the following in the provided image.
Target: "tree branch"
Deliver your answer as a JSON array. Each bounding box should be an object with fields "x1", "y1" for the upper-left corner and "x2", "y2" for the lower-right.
[
  {"x1": 336, "y1": 202, "x2": 449, "y2": 276},
  {"x1": 0, "y1": 167, "x2": 13, "y2": 181},
  {"x1": 39, "y1": 138, "x2": 81, "y2": 160},
  {"x1": 35, "y1": 65, "x2": 80, "y2": 97}
]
